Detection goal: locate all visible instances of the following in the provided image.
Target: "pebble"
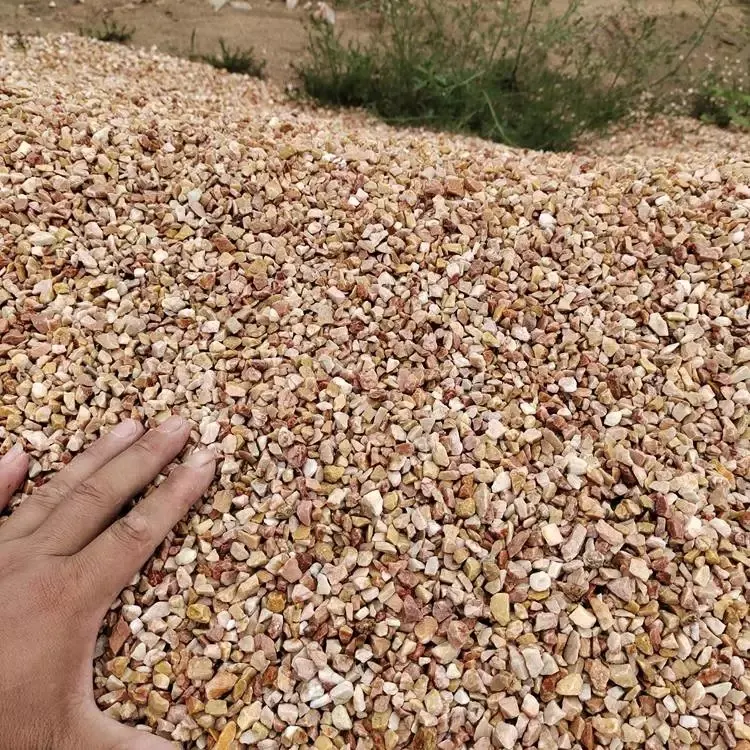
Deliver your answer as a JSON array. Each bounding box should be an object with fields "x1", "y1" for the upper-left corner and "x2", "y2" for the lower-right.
[
  {"x1": 529, "y1": 571, "x2": 552, "y2": 592},
  {"x1": 493, "y1": 722, "x2": 518, "y2": 749},
  {"x1": 609, "y1": 663, "x2": 638, "y2": 688},
  {"x1": 330, "y1": 681, "x2": 354, "y2": 705},
  {"x1": 569, "y1": 606, "x2": 597, "y2": 629},
  {"x1": 538, "y1": 212, "x2": 557, "y2": 230},
  {"x1": 331, "y1": 705, "x2": 352, "y2": 730},
  {"x1": 522, "y1": 694, "x2": 539, "y2": 717},
  {"x1": 490, "y1": 593, "x2": 511, "y2": 625},
  {"x1": 559, "y1": 376, "x2": 578, "y2": 393},
  {"x1": 522, "y1": 648, "x2": 544, "y2": 678},
  {"x1": 566, "y1": 456, "x2": 588, "y2": 475},
  {"x1": 432, "y1": 643, "x2": 459, "y2": 664},
  {"x1": 141, "y1": 601, "x2": 170, "y2": 623},
  {"x1": 205, "y1": 671, "x2": 237, "y2": 700},
  {"x1": 279, "y1": 557, "x2": 303, "y2": 583},
  {"x1": 556, "y1": 673, "x2": 583, "y2": 695},
  {"x1": 541, "y1": 524, "x2": 563, "y2": 546},
  {"x1": 629, "y1": 558, "x2": 651, "y2": 581},
  {"x1": 174, "y1": 548, "x2": 197, "y2": 566},
  {"x1": 648, "y1": 311, "x2": 669, "y2": 337},
  {"x1": 604, "y1": 410, "x2": 623, "y2": 426},
  {"x1": 414, "y1": 617, "x2": 438, "y2": 643},
  {"x1": 360, "y1": 489, "x2": 383, "y2": 519}
]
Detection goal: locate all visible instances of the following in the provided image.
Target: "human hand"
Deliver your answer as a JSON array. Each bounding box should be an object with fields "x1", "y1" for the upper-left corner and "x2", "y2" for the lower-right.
[{"x1": 0, "y1": 416, "x2": 216, "y2": 750}]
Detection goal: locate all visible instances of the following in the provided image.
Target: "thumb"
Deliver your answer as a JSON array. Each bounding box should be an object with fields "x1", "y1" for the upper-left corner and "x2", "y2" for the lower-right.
[{"x1": 88, "y1": 711, "x2": 179, "y2": 750}]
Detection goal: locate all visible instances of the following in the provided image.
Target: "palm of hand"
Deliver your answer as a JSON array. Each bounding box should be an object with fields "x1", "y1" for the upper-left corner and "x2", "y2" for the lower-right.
[{"x1": 0, "y1": 417, "x2": 215, "y2": 750}]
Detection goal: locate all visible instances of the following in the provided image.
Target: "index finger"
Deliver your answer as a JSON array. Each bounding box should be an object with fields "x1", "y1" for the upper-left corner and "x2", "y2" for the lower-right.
[
  {"x1": 0, "y1": 420, "x2": 145, "y2": 543},
  {"x1": 76, "y1": 448, "x2": 216, "y2": 609}
]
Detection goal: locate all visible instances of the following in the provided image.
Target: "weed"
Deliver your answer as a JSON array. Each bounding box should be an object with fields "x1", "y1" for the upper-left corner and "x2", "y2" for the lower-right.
[
  {"x1": 11, "y1": 31, "x2": 28, "y2": 52},
  {"x1": 694, "y1": 84, "x2": 750, "y2": 129},
  {"x1": 82, "y1": 20, "x2": 135, "y2": 44},
  {"x1": 297, "y1": 0, "x2": 723, "y2": 151},
  {"x1": 201, "y1": 39, "x2": 266, "y2": 78},
  {"x1": 692, "y1": 16, "x2": 750, "y2": 131}
]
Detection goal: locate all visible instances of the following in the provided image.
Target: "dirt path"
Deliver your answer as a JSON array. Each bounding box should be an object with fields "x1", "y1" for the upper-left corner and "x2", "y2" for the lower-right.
[{"x1": 0, "y1": 0, "x2": 747, "y2": 86}]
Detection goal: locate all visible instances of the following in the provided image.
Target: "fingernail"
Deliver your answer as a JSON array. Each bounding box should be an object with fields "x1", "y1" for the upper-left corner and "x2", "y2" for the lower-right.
[
  {"x1": 0, "y1": 444, "x2": 24, "y2": 466},
  {"x1": 157, "y1": 415, "x2": 186, "y2": 434},
  {"x1": 111, "y1": 419, "x2": 139, "y2": 438},
  {"x1": 184, "y1": 449, "x2": 216, "y2": 469}
]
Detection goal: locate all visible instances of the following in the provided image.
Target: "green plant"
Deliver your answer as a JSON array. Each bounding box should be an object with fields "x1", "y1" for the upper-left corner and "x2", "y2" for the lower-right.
[
  {"x1": 202, "y1": 39, "x2": 266, "y2": 78},
  {"x1": 82, "y1": 19, "x2": 135, "y2": 44},
  {"x1": 296, "y1": 0, "x2": 723, "y2": 151},
  {"x1": 694, "y1": 85, "x2": 750, "y2": 128},
  {"x1": 11, "y1": 31, "x2": 28, "y2": 52},
  {"x1": 692, "y1": 22, "x2": 750, "y2": 131}
]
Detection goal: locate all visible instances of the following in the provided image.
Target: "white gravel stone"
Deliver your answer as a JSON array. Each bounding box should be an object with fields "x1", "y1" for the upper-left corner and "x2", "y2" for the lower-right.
[
  {"x1": 541, "y1": 523, "x2": 563, "y2": 546},
  {"x1": 566, "y1": 456, "x2": 588, "y2": 475},
  {"x1": 569, "y1": 606, "x2": 597, "y2": 629},
  {"x1": 538, "y1": 212, "x2": 557, "y2": 230},
  {"x1": 494, "y1": 722, "x2": 518, "y2": 749},
  {"x1": 529, "y1": 571, "x2": 552, "y2": 592},
  {"x1": 360, "y1": 490, "x2": 383, "y2": 519},
  {"x1": 331, "y1": 705, "x2": 352, "y2": 730},
  {"x1": 174, "y1": 548, "x2": 197, "y2": 566},
  {"x1": 604, "y1": 410, "x2": 623, "y2": 426},
  {"x1": 648, "y1": 312, "x2": 669, "y2": 337},
  {"x1": 559, "y1": 376, "x2": 578, "y2": 393},
  {"x1": 522, "y1": 648, "x2": 544, "y2": 678},
  {"x1": 330, "y1": 680, "x2": 354, "y2": 705}
]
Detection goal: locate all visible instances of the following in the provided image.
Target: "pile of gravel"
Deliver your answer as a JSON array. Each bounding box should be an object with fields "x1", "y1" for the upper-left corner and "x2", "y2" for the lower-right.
[{"x1": 1, "y1": 34, "x2": 748, "y2": 750}]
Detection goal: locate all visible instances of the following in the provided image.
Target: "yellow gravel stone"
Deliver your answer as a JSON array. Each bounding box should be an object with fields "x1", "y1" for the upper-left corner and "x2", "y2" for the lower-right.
[
  {"x1": 490, "y1": 593, "x2": 511, "y2": 625},
  {"x1": 266, "y1": 591, "x2": 287, "y2": 613},
  {"x1": 186, "y1": 604, "x2": 212, "y2": 623},
  {"x1": 214, "y1": 721, "x2": 237, "y2": 750}
]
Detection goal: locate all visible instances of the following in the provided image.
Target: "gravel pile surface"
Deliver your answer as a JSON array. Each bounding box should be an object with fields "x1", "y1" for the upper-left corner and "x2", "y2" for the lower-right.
[
  {"x1": 1, "y1": 34, "x2": 749, "y2": 750},
  {"x1": 582, "y1": 116, "x2": 750, "y2": 161}
]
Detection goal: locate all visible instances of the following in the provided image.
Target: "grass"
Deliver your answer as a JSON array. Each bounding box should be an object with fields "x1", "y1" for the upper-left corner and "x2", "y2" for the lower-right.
[
  {"x1": 692, "y1": 23, "x2": 750, "y2": 131},
  {"x1": 81, "y1": 20, "x2": 135, "y2": 44},
  {"x1": 200, "y1": 38, "x2": 266, "y2": 78},
  {"x1": 11, "y1": 31, "x2": 28, "y2": 52},
  {"x1": 694, "y1": 83, "x2": 750, "y2": 128},
  {"x1": 296, "y1": 0, "x2": 723, "y2": 151}
]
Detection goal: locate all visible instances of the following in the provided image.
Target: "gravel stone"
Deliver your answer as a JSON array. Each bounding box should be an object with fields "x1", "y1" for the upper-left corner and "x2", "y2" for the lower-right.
[
  {"x1": 490, "y1": 593, "x2": 511, "y2": 625},
  {"x1": 556, "y1": 673, "x2": 583, "y2": 695},
  {"x1": 529, "y1": 571, "x2": 552, "y2": 592},
  {"x1": 360, "y1": 489, "x2": 383, "y2": 519},
  {"x1": 648, "y1": 311, "x2": 669, "y2": 336},
  {"x1": 569, "y1": 606, "x2": 597, "y2": 629}
]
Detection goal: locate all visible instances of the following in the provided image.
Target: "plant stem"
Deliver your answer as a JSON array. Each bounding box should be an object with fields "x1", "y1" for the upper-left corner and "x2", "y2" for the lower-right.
[
  {"x1": 650, "y1": 0, "x2": 724, "y2": 89},
  {"x1": 511, "y1": 0, "x2": 538, "y2": 82},
  {"x1": 483, "y1": 90, "x2": 515, "y2": 147}
]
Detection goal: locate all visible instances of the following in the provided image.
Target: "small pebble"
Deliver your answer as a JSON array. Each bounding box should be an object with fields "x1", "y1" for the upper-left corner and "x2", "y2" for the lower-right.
[{"x1": 529, "y1": 571, "x2": 552, "y2": 592}]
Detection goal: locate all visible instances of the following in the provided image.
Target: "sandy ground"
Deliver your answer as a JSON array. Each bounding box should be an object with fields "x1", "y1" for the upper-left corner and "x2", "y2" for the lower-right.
[{"x1": 0, "y1": 0, "x2": 747, "y2": 85}]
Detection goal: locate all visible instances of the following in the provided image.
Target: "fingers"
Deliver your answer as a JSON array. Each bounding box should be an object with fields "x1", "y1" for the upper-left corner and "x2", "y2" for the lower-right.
[
  {"x1": 0, "y1": 445, "x2": 28, "y2": 514},
  {"x1": 86, "y1": 709, "x2": 178, "y2": 750},
  {"x1": 36, "y1": 416, "x2": 193, "y2": 555},
  {"x1": 77, "y1": 448, "x2": 215, "y2": 607},
  {"x1": 0, "y1": 420, "x2": 144, "y2": 542}
]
